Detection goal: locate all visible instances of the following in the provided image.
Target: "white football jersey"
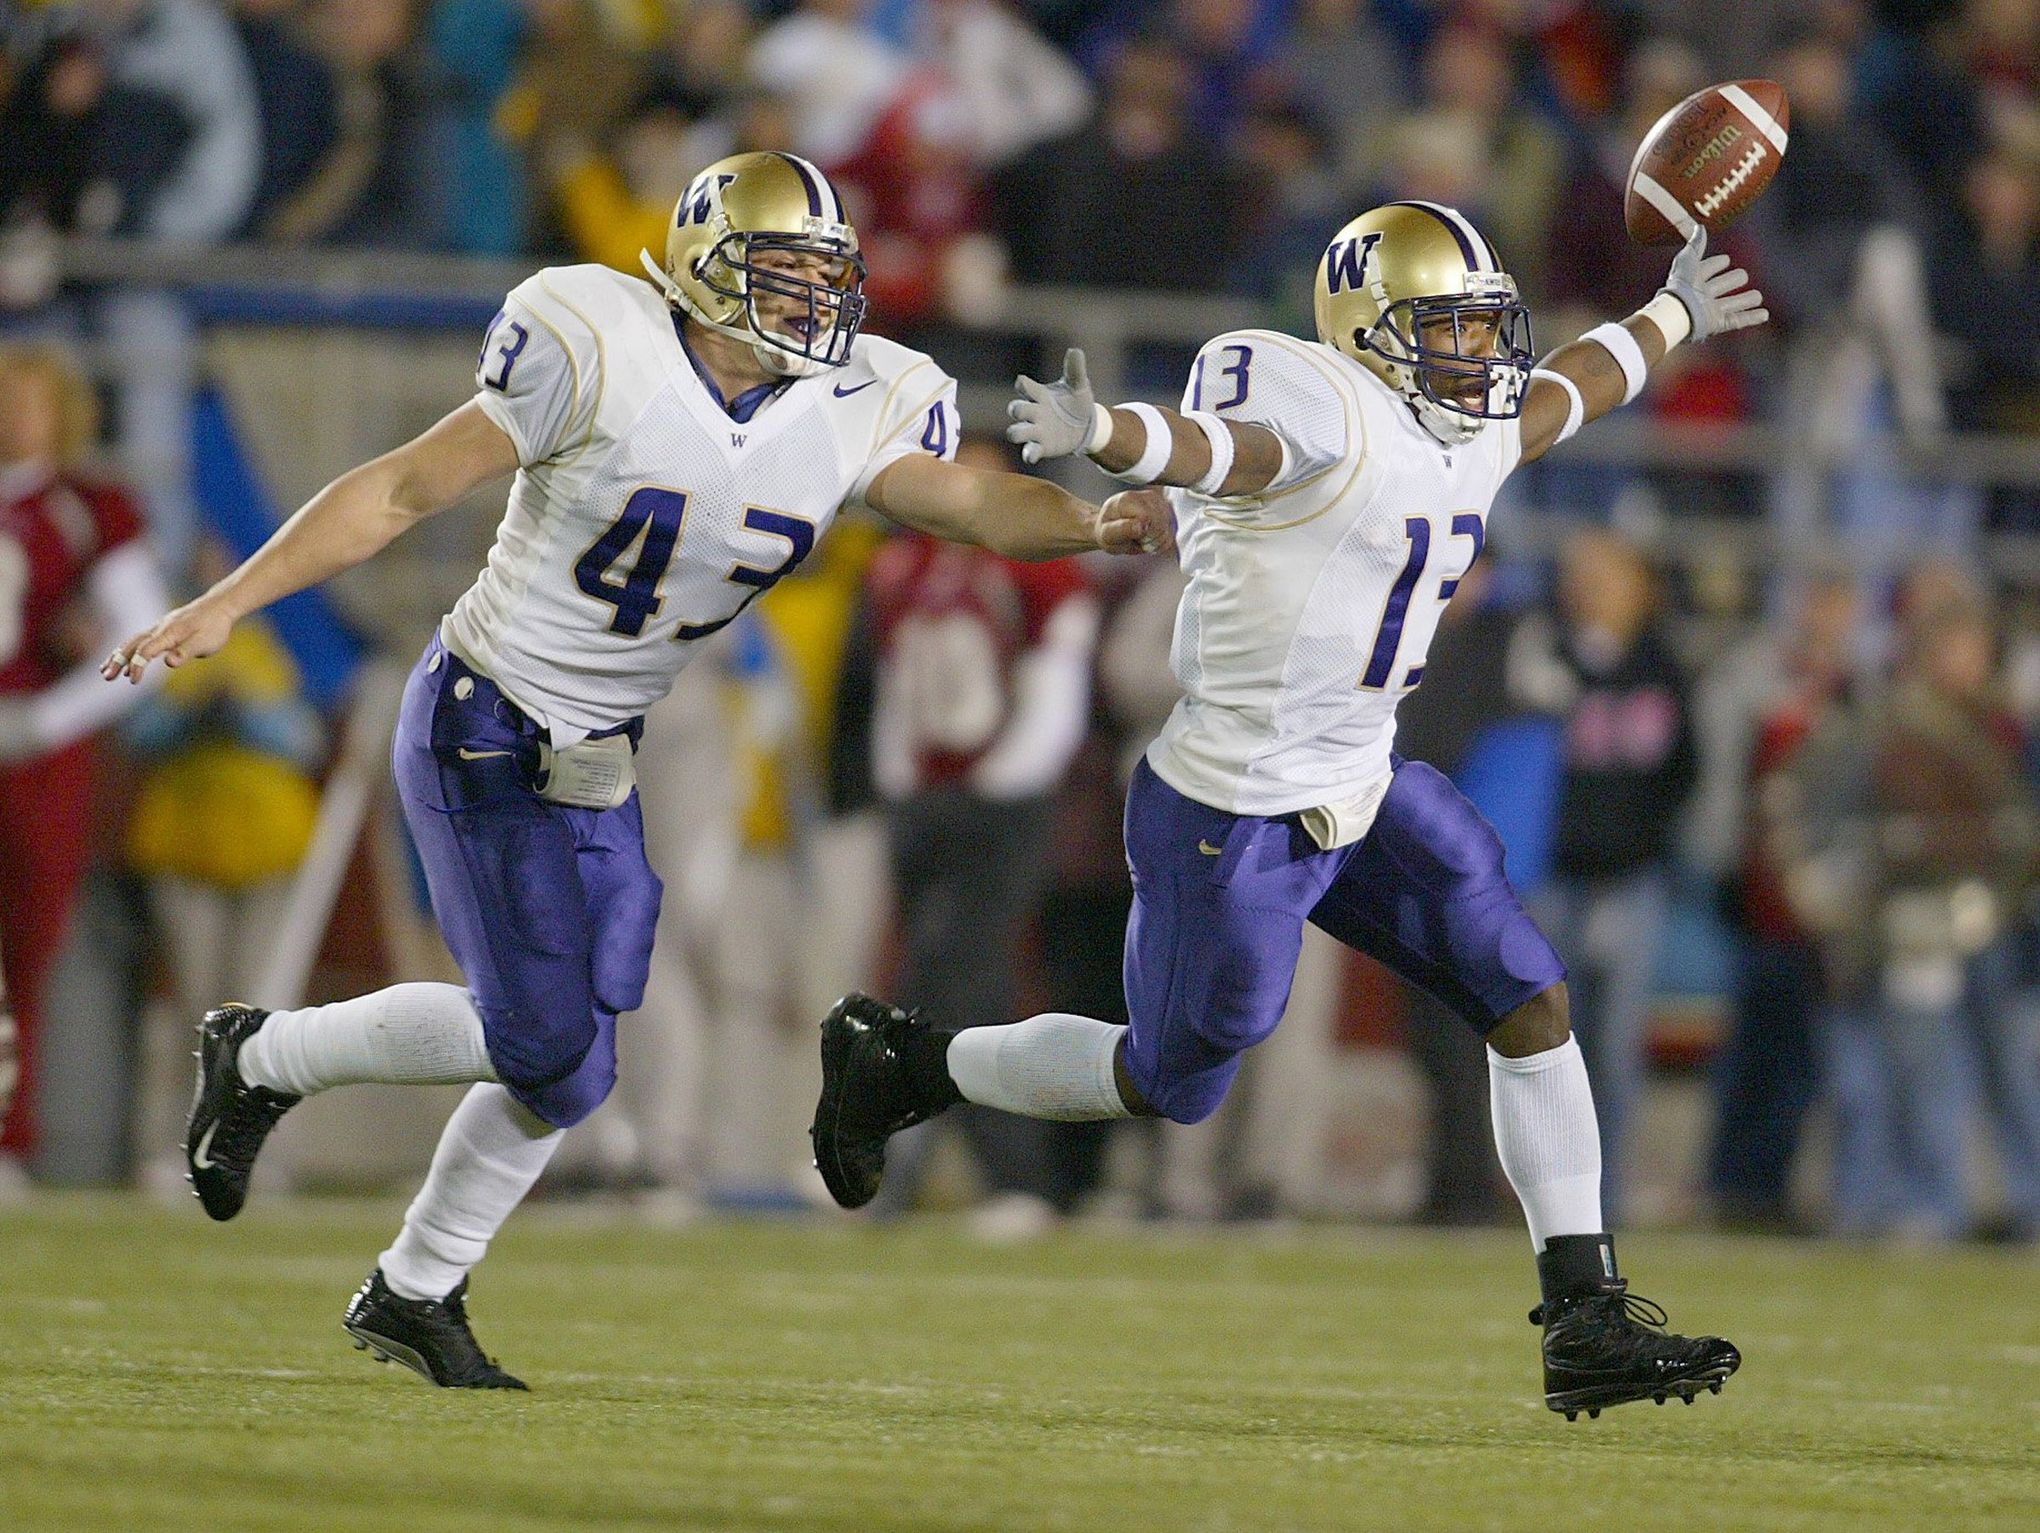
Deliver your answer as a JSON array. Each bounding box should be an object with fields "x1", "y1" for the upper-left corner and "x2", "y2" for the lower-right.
[
  {"x1": 1147, "y1": 328, "x2": 1520, "y2": 817},
  {"x1": 444, "y1": 264, "x2": 958, "y2": 742}
]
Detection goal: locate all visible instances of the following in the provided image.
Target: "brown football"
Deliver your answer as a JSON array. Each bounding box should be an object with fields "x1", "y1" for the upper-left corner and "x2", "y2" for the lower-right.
[{"x1": 1625, "y1": 80, "x2": 1790, "y2": 246}]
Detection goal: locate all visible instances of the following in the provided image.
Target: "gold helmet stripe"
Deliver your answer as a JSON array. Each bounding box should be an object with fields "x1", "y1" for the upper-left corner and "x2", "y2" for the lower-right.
[{"x1": 1380, "y1": 200, "x2": 1497, "y2": 274}]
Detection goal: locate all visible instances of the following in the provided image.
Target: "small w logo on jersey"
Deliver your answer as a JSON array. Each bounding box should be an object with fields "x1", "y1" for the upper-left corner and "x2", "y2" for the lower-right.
[{"x1": 730, "y1": 432, "x2": 747, "y2": 448}]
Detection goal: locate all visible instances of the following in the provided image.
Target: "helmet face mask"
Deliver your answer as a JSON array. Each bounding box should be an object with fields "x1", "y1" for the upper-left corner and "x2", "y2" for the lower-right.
[
  {"x1": 698, "y1": 230, "x2": 868, "y2": 373},
  {"x1": 1314, "y1": 201, "x2": 1536, "y2": 445},
  {"x1": 647, "y1": 152, "x2": 868, "y2": 378},
  {"x1": 1366, "y1": 289, "x2": 1534, "y2": 424}
]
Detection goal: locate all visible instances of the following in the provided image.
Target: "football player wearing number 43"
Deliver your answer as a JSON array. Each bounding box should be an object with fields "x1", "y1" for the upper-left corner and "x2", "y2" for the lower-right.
[
  {"x1": 99, "y1": 152, "x2": 1164, "y2": 1391},
  {"x1": 814, "y1": 203, "x2": 1763, "y2": 1421}
]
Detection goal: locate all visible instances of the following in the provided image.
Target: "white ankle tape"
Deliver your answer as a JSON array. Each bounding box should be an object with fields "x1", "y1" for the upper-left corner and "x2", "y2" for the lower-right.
[
  {"x1": 239, "y1": 983, "x2": 498, "y2": 1097},
  {"x1": 946, "y1": 1014, "x2": 1133, "y2": 1121}
]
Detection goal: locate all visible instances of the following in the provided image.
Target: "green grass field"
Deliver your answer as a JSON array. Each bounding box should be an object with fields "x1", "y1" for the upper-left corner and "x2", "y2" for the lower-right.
[{"x1": 2, "y1": 1198, "x2": 2035, "y2": 1532}]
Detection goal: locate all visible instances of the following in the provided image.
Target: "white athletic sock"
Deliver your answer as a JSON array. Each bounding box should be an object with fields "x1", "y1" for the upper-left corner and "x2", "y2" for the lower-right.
[
  {"x1": 946, "y1": 1013, "x2": 1134, "y2": 1121},
  {"x1": 237, "y1": 982, "x2": 498, "y2": 1097},
  {"x1": 379, "y1": 1083, "x2": 562, "y2": 1301},
  {"x1": 1488, "y1": 1036, "x2": 1604, "y2": 1251}
]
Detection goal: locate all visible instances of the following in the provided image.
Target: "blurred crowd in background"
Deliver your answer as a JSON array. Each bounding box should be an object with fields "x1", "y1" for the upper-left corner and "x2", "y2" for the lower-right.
[{"x1": 4, "y1": 0, "x2": 2040, "y2": 1246}]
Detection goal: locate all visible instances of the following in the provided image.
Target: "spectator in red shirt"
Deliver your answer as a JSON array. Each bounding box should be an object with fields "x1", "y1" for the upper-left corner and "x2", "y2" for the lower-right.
[
  {"x1": 830, "y1": 73, "x2": 986, "y2": 330},
  {"x1": 863, "y1": 435, "x2": 1100, "y2": 1227},
  {"x1": 0, "y1": 342, "x2": 170, "y2": 1179}
]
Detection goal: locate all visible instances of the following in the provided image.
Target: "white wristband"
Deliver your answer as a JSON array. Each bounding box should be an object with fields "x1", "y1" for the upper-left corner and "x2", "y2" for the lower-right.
[
  {"x1": 1083, "y1": 402, "x2": 1112, "y2": 455},
  {"x1": 1639, "y1": 290, "x2": 1693, "y2": 351},
  {"x1": 1107, "y1": 403, "x2": 1174, "y2": 485},
  {"x1": 1182, "y1": 410, "x2": 1235, "y2": 495},
  {"x1": 1530, "y1": 368, "x2": 1585, "y2": 444},
  {"x1": 1583, "y1": 321, "x2": 1648, "y2": 405}
]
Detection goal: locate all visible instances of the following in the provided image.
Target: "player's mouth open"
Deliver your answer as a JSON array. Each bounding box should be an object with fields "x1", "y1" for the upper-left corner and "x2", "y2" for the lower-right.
[{"x1": 1429, "y1": 367, "x2": 1485, "y2": 407}]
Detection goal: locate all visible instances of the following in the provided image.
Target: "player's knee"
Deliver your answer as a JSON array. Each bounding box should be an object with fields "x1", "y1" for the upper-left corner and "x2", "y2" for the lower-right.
[
  {"x1": 1487, "y1": 983, "x2": 1570, "y2": 1058},
  {"x1": 492, "y1": 1016, "x2": 614, "y2": 1128},
  {"x1": 526, "y1": 1051, "x2": 618, "y2": 1128},
  {"x1": 482, "y1": 1006, "x2": 600, "y2": 1098},
  {"x1": 1154, "y1": 1086, "x2": 1228, "y2": 1126},
  {"x1": 1136, "y1": 1057, "x2": 1238, "y2": 1125}
]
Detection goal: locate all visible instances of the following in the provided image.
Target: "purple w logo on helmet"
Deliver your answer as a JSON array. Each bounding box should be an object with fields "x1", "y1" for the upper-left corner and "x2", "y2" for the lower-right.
[
  {"x1": 1326, "y1": 232, "x2": 1383, "y2": 295},
  {"x1": 677, "y1": 175, "x2": 738, "y2": 228}
]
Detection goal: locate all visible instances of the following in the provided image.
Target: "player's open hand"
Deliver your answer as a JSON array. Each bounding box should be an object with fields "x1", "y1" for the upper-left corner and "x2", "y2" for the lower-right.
[
  {"x1": 101, "y1": 595, "x2": 235, "y2": 684},
  {"x1": 1007, "y1": 347, "x2": 1101, "y2": 464},
  {"x1": 1663, "y1": 227, "x2": 1767, "y2": 343},
  {"x1": 1097, "y1": 488, "x2": 1175, "y2": 558}
]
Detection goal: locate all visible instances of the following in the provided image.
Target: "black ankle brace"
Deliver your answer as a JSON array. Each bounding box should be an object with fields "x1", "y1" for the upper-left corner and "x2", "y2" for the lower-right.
[
  {"x1": 1538, "y1": 1233, "x2": 1620, "y2": 1304},
  {"x1": 896, "y1": 1021, "x2": 964, "y2": 1114}
]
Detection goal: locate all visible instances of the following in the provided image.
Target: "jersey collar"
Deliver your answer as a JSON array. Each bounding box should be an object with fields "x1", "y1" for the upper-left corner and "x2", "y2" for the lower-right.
[{"x1": 675, "y1": 316, "x2": 786, "y2": 424}]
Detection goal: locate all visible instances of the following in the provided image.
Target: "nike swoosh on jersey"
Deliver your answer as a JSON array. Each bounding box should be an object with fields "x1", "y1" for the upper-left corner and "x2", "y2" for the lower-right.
[
  {"x1": 832, "y1": 379, "x2": 878, "y2": 397},
  {"x1": 456, "y1": 748, "x2": 513, "y2": 760},
  {"x1": 1198, "y1": 840, "x2": 1224, "y2": 856},
  {"x1": 191, "y1": 1121, "x2": 219, "y2": 1170}
]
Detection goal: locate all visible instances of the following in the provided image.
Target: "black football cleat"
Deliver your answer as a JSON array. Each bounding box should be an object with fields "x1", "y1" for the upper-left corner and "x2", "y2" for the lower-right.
[
  {"x1": 1533, "y1": 1283, "x2": 1741, "y2": 1420},
  {"x1": 342, "y1": 1269, "x2": 528, "y2": 1390},
  {"x1": 186, "y1": 1004, "x2": 301, "y2": 1221},
  {"x1": 810, "y1": 993, "x2": 953, "y2": 1209}
]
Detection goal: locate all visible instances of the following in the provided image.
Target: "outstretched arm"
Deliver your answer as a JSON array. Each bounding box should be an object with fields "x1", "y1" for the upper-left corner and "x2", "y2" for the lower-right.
[
  {"x1": 104, "y1": 402, "x2": 520, "y2": 682},
  {"x1": 1518, "y1": 228, "x2": 1768, "y2": 464},
  {"x1": 1006, "y1": 348, "x2": 1289, "y2": 498},
  {"x1": 862, "y1": 453, "x2": 1167, "y2": 561}
]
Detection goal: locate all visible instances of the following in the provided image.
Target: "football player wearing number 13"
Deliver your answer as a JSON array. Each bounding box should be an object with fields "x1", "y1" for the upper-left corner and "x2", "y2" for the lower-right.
[
  {"x1": 814, "y1": 203, "x2": 1767, "y2": 1419},
  {"x1": 100, "y1": 152, "x2": 1163, "y2": 1390}
]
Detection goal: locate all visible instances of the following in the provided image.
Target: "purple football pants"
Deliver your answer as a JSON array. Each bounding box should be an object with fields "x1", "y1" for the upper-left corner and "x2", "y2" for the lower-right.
[
  {"x1": 392, "y1": 636, "x2": 662, "y2": 1128},
  {"x1": 1121, "y1": 756, "x2": 1565, "y2": 1124}
]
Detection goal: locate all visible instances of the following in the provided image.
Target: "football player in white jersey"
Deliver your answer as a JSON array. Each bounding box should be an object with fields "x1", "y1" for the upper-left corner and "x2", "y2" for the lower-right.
[
  {"x1": 813, "y1": 201, "x2": 1765, "y2": 1420},
  {"x1": 102, "y1": 151, "x2": 1162, "y2": 1388}
]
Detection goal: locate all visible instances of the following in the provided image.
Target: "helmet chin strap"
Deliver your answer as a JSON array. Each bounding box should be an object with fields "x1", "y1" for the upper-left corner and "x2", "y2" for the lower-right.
[
  {"x1": 639, "y1": 247, "x2": 834, "y2": 379},
  {"x1": 1365, "y1": 321, "x2": 1486, "y2": 446},
  {"x1": 757, "y1": 342, "x2": 831, "y2": 379},
  {"x1": 1412, "y1": 395, "x2": 1485, "y2": 446},
  {"x1": 639, "y1": 248, "x2": 686, "y2": 304}
]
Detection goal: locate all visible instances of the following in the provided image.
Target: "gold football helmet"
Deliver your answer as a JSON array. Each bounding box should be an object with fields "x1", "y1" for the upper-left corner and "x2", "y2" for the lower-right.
[
  {"x1": 1313, "y1": 201, "x2": 1534, "y2": 444},
  {"x1": 640, "y1": 151, "x2": 866, "y2": 377}
]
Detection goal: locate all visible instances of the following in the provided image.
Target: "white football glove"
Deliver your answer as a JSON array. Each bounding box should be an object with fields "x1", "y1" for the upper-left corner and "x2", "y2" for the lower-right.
[
  {"x1": 1006, "y1": 347, "x2": 1102, "y2": 465},
  {"x1": 1663, "y1": 227, "x2": 1768, "y2": 343}
]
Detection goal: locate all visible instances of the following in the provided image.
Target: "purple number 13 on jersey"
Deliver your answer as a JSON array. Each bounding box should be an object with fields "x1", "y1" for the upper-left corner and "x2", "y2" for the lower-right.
[
  {"x1": 479, "y1": 311, "x2": 529, "y2": 391},
  {"x1": 1359, "y1": 512, "x2": 1484, "y2": 691},
  {"x1": 1192, "y1": 345, "x2": 1252, "y2": 412}
]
